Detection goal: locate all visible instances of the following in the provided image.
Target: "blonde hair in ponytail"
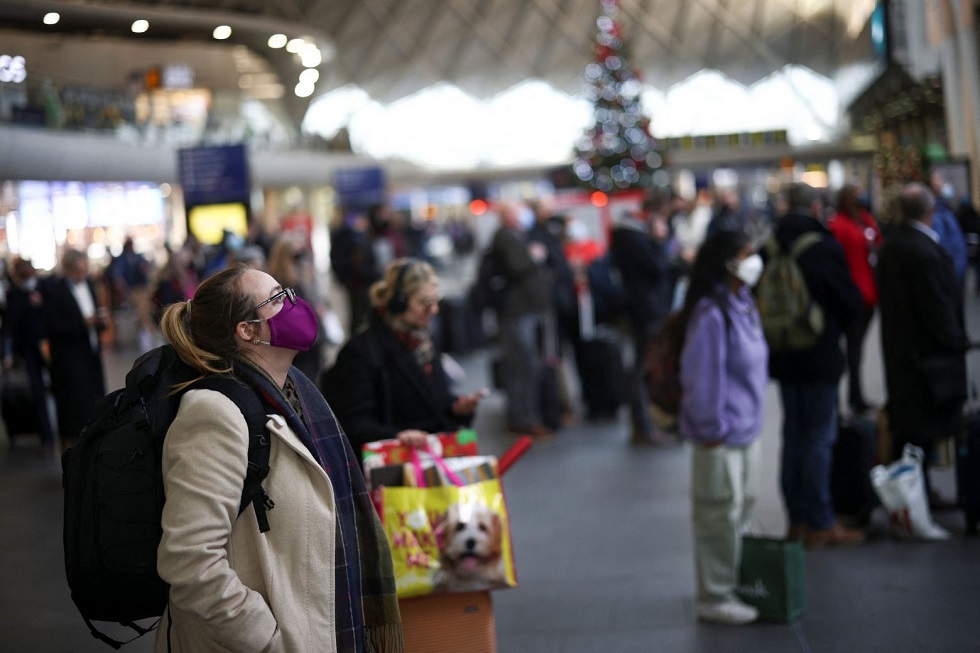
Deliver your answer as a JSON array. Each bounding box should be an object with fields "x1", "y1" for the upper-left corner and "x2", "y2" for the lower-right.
[{"x1": 158, "y1": 265, "x2": 256, "y2": 392}]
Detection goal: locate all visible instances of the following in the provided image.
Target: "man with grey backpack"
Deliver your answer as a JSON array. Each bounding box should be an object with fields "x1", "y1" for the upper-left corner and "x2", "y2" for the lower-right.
[{"x1": 759, "y1": 183, "x2": 864, "y2": 549}]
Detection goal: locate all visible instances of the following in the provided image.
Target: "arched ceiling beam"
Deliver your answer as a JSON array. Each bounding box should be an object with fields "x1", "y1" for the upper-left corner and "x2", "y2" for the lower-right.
[
  {"x1": 354, "y1": 0, "x2": 446, "y2": 84},
  {"x1": 619, "y1": 0, "x2": 689, "y2": 57},
  {"x1": 691, "y1": 0, "x2": 837, "y2": 129},
  {"x1": 443, "y1": 0, "x2": 536, "y2": 81}
]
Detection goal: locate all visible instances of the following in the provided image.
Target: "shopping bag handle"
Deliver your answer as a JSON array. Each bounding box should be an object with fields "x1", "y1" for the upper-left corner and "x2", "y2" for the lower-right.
[{"x1": 409, "y1": 444, "x2": 465, "y2": 488}]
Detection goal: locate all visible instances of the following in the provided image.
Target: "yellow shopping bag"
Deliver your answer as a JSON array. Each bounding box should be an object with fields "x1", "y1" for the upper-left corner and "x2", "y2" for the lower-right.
[{"x1": 379, "y1": 449, "x2": 518, "y2": 598}]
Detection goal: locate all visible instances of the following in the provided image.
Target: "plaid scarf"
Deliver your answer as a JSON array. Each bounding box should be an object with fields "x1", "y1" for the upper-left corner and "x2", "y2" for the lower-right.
[
  {"x1": 233, "y1": 358, "x2": 403, "y2": 652},
  {"x1": 384, "y1": 314, "x2": 434, "y2": 372}
]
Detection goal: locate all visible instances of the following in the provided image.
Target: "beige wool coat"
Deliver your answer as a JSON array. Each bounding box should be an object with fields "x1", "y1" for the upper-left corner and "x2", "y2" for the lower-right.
[{"x1": 155, "y1": 389, "x2": 340, "y2": 653}]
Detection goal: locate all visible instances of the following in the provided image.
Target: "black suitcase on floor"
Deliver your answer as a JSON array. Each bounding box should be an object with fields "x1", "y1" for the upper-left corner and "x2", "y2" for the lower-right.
[
  {"x1": 957, "y1": 411, "x2": 980, "y2": 534},
  {"x1": 831, "y1": 416, "x2": 878, "y2": 526},
  {"x1": 577, "y1": 333, "x2": 625, "y2": 419},
  {"x1": 1, "y1": 377, "x2": 41, "y2": 442},
  {"x1": 539, "y1": 358, "x2": 563, "y2": 431},
  {"x1": 437, "y1": 297, "x2": 481, "y2": 355}
]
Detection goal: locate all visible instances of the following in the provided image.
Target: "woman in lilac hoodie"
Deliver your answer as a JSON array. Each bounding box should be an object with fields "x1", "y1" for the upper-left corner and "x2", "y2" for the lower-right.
[{"x1": 678, "y1": 230, "x2": 769, "y2": 626}]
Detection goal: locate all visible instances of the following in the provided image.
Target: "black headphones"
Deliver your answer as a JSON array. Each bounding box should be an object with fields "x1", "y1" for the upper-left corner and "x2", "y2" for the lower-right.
[{"x1": 386, "y1": 259, "x2": 418, "y2": 314}]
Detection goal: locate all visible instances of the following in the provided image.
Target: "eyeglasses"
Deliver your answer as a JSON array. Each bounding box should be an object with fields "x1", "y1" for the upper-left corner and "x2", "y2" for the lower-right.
[
  {"x1": 411, "y1": 294, "x2": 442, "y2": 311},
  {"x1": 254, "y1": 287, "x2": 296, "y2": 312}
]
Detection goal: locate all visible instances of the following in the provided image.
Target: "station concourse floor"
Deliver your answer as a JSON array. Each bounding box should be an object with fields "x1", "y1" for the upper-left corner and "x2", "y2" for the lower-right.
[{"x1": 3, "y1": 310, "x2": 980, "y2": 652}]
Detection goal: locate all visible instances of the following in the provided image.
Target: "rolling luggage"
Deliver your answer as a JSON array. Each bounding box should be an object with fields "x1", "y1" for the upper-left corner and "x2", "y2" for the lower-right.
[
  {"x1": 577, "y1": 332, "x2": 625, "y2": 419},
  {"x1": 1, "y1": 366, "x2": 41, "y2": 444},
  {"x1": 576, "y1": 289, "x2": 625, "y2": 419},
  {"x1": 957, "y1": 412, "x2": 980, "y2": 534},
  {"x1": 539, "y1": 358, "x2": 563, "y2": 431},
  {"x1": 831, "y1": 415, "x2": 879, "y2": 526},
  {"x1": 437, "y1": 297, "x2": 483, "y2": 354}
]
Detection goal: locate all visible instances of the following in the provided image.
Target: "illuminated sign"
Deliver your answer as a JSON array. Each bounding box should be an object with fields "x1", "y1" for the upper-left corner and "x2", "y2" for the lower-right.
[
  {"x1": 163, "y1": 64, "x2": 194, "y2": 89},
  {"x1": 0, "y1": 55, "x2": 26, "y2": 84}
]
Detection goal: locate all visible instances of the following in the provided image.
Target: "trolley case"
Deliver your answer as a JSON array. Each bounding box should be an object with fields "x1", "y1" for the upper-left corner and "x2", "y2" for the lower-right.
[
  {"x1": 958, "y1": 411, "x2": 980, "y2": 534},
  {"x1": 958, "y1": 346, "x2": 980, "y2": 533},
  {"x1": 1, "y1": 365, "x2": 41, "y2": 443},
  {"x1": 577, "y1": 332, "x2": 625, "y2": 419},
  {"x1": 831, "y1": 415, "x2": 879, "y2": 526},
  {"x1": 576, "y1": 290, "x2": 625, "y2": 419}
]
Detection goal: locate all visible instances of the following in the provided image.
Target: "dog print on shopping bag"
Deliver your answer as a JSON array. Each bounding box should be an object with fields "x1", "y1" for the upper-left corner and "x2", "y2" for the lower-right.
[{"x1": 432, "y1": 502, "x2": 507, "y2": 592}]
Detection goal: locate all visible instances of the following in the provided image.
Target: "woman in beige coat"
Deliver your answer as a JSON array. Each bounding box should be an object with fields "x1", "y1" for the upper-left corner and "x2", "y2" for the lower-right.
[{"x1": 156, "y1": 265, "x2": 402, "y2": 652}]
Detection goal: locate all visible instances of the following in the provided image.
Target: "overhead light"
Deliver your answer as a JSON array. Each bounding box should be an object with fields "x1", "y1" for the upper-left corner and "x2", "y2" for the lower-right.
[
  {"x1": 286, "y1": 38, "x2": 305, "y2": 54},
  {"x1": 43, "y1": 12, "x2": 60, "y2": 25},
  {"x1": 299, "y1": 69, "x2": 319, "y2": 84},
  {"x1": 131, "y1": 20, "x2": 149, "y2": 33},
  {"x1": 213, "y1": 25, "x2": 232, "y2": 40},
  {"x1": 300, "y1": 44, "x2": 321, "y2": 68},
  {"x1": 268, "y1": 34, "x2": 287, "y2": 49},
  {"x1": 295, "y1": 82, "x2": 315, "y2": 98}
]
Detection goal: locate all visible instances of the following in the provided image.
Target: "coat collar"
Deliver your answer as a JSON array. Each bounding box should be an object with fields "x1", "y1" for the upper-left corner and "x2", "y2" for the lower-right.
[{"x1": 375, "y1": 326, "x2": 442, "y2": 415}]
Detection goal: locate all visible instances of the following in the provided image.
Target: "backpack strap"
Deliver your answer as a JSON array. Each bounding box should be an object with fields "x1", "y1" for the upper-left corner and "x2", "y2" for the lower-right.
[
  {"x1": 790, "y1": 232, "x2": 823, "y2": 258},
  {"x1": 191, "y1": 376, "x2": 275, "y2": 534}
]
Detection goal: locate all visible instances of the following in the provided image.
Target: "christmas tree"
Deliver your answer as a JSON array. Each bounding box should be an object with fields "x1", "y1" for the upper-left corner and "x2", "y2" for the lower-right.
[{"x1": 572, "y1": 0, "x2": 662, "y2": 193}]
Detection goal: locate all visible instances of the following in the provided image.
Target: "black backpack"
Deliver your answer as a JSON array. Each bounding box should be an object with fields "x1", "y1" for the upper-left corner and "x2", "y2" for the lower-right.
[
  {"x1": 586, "y1": 255, "x2": 628, "y2": 323},
  {"x1": 62, "y1": 345, "x2": 274, "y2": 649}
]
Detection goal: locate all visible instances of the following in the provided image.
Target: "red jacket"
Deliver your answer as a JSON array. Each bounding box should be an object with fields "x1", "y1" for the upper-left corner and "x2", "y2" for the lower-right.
[{"x1": 829, "y1": 210, "x2": 882, "y2": 307}]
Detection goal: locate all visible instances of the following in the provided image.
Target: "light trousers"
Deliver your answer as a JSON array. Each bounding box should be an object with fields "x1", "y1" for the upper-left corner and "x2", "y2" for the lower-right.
[{"x1": 691, "y1": 439, "x2": 759, "y2": 604}]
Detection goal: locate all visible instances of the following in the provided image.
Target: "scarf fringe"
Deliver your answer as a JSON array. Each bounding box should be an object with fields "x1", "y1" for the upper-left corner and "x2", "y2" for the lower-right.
[{"x1": 364, "y1": 623, "x2": 404, "y2": 653}]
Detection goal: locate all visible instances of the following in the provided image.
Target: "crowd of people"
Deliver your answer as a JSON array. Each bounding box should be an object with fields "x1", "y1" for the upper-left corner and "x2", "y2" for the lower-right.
[
  {"x1": 465, "y1": 177, "x2": 977, "y2": 626},
  {"x1": 0, "y1": 174, "x2": 976, "y2": 639}
]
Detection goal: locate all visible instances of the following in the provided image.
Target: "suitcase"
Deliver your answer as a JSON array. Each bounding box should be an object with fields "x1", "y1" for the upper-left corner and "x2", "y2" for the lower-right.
[
  {"x1": 1, "y1": 372, "x2": 41, "y2": 442},
  {"x1": 539, "y1": 358, "x2": 563, "y2": 431},
  {"x1": 957, "y1": 411, "x2": 980, "y2": 534},
  {"x1": 576, "y1": 290, "x2": 625, "y2": 419},
  {"x1": 437, "y1": 297, "x2": 482, "y2": 355},
  {"x1": 831, "y1": 415, "x2": 879, "y2": 526},
  {"x1": 577, "y1": 332, "x2": 625, "y2": 419},
  {"x1": 400, "y1": 591, "x2": 496, "y2": 653}
]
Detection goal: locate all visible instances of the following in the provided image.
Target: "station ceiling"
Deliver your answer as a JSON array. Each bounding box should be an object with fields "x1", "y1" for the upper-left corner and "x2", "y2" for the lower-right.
[{"x1": 2, "y1": 0, "x2": 880, "y2": 113}]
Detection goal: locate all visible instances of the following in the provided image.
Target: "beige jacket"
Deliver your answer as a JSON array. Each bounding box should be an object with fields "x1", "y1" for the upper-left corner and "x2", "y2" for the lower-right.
[{"x1": 156, "y1": 389, "x2": 338, "y2": 653}]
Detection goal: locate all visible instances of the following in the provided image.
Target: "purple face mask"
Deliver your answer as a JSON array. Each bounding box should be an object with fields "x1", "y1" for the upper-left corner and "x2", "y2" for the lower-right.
[{"x1": 252, "y1": 295, "x2": 319, "y2": 352}]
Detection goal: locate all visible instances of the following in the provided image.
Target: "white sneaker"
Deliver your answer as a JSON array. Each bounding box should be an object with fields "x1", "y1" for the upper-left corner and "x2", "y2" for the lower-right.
[{"x1": 696, "y1": 599, "x2": 759, "y2": 625}]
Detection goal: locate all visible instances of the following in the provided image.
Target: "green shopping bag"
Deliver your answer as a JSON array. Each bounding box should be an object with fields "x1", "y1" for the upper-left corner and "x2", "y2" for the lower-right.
[{"x1": 736, "y1": 536, "x2": 806, "y2": 622}]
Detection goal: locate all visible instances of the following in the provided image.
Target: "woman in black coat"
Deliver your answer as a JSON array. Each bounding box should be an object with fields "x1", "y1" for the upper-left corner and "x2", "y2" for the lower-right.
[{"x1": 322, "y1": 258, "x2": 487, "y2": 451}]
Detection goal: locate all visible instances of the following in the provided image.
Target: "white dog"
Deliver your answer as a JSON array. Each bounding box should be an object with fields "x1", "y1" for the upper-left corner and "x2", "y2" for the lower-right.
[{"x1": 432, "y1": 502, "x2": 507, "y2": 592}]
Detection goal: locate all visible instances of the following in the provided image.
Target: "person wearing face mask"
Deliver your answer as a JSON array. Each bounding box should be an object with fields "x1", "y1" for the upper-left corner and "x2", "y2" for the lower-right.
[
  {"x1": 928, "y1": 171, "x2": 968, "y2": 288},
  {"x1": 674, "y1": 231, "x2": 769, "y2": 626},
  {"x1": 156, "y1": 265, "x2": 403, "y2": 652},
  {"x1": 322, "y1": 258, "x2": 487, "y2": 451}
]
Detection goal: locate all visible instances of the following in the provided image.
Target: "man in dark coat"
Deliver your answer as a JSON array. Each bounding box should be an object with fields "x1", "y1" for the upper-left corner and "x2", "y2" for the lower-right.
[
  {"x1": 768, "y1": 183, "x2": 864, "y2": 548},
  {"x1": 609, "y1": 193, "x2": 672, "y2": 444},
  {"x1": 878, "y1": 182, "x2": 969, "y2": 500},
  {"x1": 40, "y1": 249, "x2": 108, "y2": 448},
  {"x1": 1, "y1": 258, "x2": 56, "y2": 453}
]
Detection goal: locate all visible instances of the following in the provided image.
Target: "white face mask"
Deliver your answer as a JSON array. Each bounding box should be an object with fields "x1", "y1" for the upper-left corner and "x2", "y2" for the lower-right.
[{"x1": 731, "y1": 253, "x2": 764, "y2": 287}]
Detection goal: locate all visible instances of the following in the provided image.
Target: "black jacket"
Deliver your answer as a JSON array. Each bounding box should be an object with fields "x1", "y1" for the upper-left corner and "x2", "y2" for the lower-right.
[
  {"x1": 767, "y1": 212, "x2": 862, "y2": 383},
  {"x1": 321, "y1": 318, "x2": 469, "y2": 451},
  {"x1": 40, "y1": 276, "x2": 107, "y2": 440},
  {"x1": 878, "y1": 222, "x2": 969, "y2": 440},
  {"x1": 609, "y1": 220, "x2": 672, "y2": 329}
]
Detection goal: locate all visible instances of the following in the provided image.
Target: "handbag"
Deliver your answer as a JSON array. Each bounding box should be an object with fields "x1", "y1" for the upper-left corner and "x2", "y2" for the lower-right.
[
  {"x1": 379, "y1": 446, "x2": 518, "y2": 598},
  {"x1": 736, "y1": 536, "x2": 806, "y2": 622}
]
